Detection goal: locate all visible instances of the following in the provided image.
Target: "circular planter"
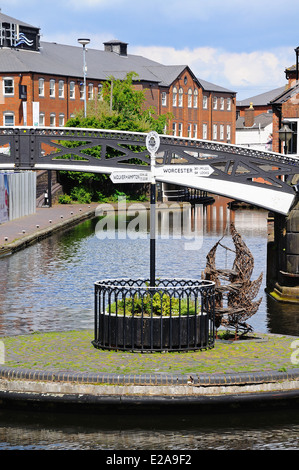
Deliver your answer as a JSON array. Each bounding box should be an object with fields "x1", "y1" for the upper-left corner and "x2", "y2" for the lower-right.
[{"x1": 92, "y1": 278, "x2": 215, "y2": 352}]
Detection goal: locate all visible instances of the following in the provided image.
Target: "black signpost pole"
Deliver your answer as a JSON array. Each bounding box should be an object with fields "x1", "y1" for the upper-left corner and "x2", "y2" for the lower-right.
[
  {"x1": 150, "y1": 181, "x2": 156, "y2": 288},
  {"x1": 146, "y1": 131, "x2": 160, "y2": 289}
]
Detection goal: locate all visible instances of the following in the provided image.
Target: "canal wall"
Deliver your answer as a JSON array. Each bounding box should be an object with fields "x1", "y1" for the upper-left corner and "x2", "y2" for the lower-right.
[{"x1": 267, "y1": 195, "x2": 299, "y2": 303}]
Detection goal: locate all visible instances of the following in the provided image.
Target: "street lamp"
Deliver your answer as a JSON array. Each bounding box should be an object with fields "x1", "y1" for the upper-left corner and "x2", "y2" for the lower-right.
[
  {"x1": 78, "y1": 38, "x2": 90, "y2": 118},
  {"x1": 278, "y1": 122, "x2": 293, "y2": 154}
]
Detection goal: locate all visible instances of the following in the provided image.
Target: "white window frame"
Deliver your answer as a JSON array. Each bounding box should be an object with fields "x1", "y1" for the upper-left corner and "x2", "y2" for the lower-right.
[
  {"x1": 39, "y1": 113, "x2": 45, "y2": 127},
  {"x1": 203, "y1": 95, "x2": 208, "y2": 109},
  {"x1": 213, "y1": 124, "x2": 217, "y2": 140},
  {"x1": 188, "y1": 89, "x2": 192, "y2": 108},
  {"x1": 227, "y1": 124, "x2": 231, "y2": 142},
  {"x1": 59, "y1": 80, "x2": 64, "y2": 98},
  {"x1": 178, "y1": 88, "x2": 183, "y2": 107},
  {"x1": 172, "y1": 122, "x2": 177, "y2": 136},
  {"x1": 203, "y1": 123, "x2": 208, "y2": 140},
  {"x1": 3, "y1": 77, "x2": 14, "y2": 96},
  {"x1": 178, "y1": 122, "x2": 183, "y2": 137},
  {"x1": 227, "y1": 98, "x2": 231, "y2": 111},
  {"x1": 172, "y1": 87, "x2": 177, "y2": 107},
  {"x1": 80, "y1": 84, "x2": 84, "y2": 100},
  {"x1": 38, "y1": 78, "x2": 44, "y2": 97},
  {"x1": 88, "y1": 83, "x2": 94, "y2": 100},
  {"x1": 50, "y1": 113, "x2": 56, "y2": 127},
  {"x1": 187, "y1": 123, "x2": 192, "y2": 138},
  {"x1": 193, "y1": 123, "x2": 197, "y2": 139},
  {"x1": 213, "y1": 96, "x2": 217, "y2": 110},
  {"x1": 161, "y1": 91, "x2": 167, "y2": 107},
  {"x1": 193, "y1": 89, "x2": 198, "y2": 108},
  {"x1": 3, "y1": 112, "x2": 14, "y2": 126},
  {"x1": 49, "y1": 79, "x2": 55, "y2": 98},
  {"x1": 70, "y1": 81, "x2": 75, "y2": 100},
  {"x1": 220, "y1": 97, "x2": 224, "y2": 110},
  {"x1": 59, "y1": 114, "x2": 65, "y2": 127},
  {"x1": 220, "y1": 124, "x2": 224, "y2": 140}
]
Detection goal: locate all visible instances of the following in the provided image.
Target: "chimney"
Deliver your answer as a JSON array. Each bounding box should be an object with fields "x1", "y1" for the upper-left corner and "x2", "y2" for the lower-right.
[
  {"x1": 103, "y1": 40, "x2": 128, "y2": 56},
  {"x1": 244, "y1": 102, "x2": 255, "y2": 127}
]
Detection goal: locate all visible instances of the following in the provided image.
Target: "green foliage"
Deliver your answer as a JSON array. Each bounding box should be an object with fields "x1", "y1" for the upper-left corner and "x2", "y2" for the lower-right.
[
  {"x1": 70, "y1": 187, "x2": 92, "y2": 204},
  {"x1": 110, "y1": 293, "x2": 196, "y2": 317},
  {"x1": 58, "y1": 194, "x2": 72, "y2": 204},
  {"x1": 58, "y1": 72, "x2": 172, "y2": 203}
]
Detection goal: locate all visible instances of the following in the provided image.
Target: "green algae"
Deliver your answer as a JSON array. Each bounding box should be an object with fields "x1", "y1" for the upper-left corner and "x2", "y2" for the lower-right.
[{"x1": 1, "y1": 330, "x2": 298, "y2": 376}]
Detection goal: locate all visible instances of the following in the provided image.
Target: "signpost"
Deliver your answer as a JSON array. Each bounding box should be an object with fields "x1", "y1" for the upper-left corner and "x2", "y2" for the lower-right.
[
  {"x1": 146, "y1": 132, "x2": 160, "y2": 288},
  {"x1": 109, "y1": 131, "x2": 214, "y2": 288}
]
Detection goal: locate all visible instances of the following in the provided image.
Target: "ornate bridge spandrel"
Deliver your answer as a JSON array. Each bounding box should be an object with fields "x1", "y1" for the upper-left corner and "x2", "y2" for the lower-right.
[{"x1": 1, "y1": 126, "x2": 299, "y2": 214}]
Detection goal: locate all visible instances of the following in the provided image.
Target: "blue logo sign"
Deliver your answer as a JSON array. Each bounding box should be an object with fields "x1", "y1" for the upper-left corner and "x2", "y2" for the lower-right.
[{"x1": 15, "y1": 33, "x2": 34, "y2": 47}]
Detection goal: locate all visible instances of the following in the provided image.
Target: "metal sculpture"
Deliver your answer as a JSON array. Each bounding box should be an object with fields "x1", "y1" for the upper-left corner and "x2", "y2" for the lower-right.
[{"x1": 202, "y1": 223, "x2": 263, "y2": 339}]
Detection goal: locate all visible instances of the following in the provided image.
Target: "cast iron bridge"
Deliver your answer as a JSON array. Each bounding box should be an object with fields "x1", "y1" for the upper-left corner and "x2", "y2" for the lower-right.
[{"x1": 1, "y1": 126, "x2": 299, "y2": 215}]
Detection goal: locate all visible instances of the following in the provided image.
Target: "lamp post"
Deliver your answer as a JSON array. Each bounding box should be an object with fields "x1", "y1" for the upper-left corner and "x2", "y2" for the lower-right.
[
  {"x1": 77, "y1": 38, "x2": 90, "y2": 118},
  {"x1": 278, "y1": 122, "x2": 293, "y2": 155}
]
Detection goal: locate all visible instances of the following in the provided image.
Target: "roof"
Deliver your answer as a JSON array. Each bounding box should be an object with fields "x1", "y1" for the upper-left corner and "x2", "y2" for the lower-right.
[
  {"x1": 0, "y1": 12, "x2": 235, "y2": 95},
  {"x1": 0, "y1": 12, "x2": 37, "y2": 29},
  {"x1": 236, "y1": 112, "x2": 273, "y2": 130},
  {"x1": 0, "y1": 41, "x2": 236, "y2": 93},
  {"x1": 198, "y1": 78, "x2": 235, "y2": 94},
  {"x1": 236, "y1": 86, "x2": 286, "y2": 107},
  {"x1": 269, "y1": 82, "x2": 299, "y2": 105},
  {"x1": 0, "y1": 41, "x2": 165, "y2": 82},
  {"x1": 144, "y1": 64, "x2": 187, "y2": 87}
]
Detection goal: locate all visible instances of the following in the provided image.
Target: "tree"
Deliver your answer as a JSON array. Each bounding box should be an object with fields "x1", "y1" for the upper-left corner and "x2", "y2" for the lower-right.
[{"x1": 59, "y1": 73, "x2": 172, "y2": 202}]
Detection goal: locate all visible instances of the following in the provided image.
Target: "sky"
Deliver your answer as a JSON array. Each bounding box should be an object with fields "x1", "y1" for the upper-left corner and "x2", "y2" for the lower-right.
[{"x1": 2, "y1": 0, "x2": 299, "y2": 100}]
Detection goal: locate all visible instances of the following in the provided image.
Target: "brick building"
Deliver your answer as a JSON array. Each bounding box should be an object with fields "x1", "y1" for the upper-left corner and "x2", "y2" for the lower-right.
[
  {"x1": 0, "y1": 11, "x2": 236, "y2": 143},
  {"x1": 270, "y1": 63, "x2": 299, "y2": 154},
  {"x1": 236, "y1": 48, "x2": 299, "y2": 156},
  {"x1": 236, "y1": 86, "x2": 285, "y2": 119}
]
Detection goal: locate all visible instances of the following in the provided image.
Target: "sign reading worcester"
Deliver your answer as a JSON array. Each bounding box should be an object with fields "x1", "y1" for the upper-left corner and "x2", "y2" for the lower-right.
[{"x1": 155, "y1": 165, "x2": 214, "y2": 177}]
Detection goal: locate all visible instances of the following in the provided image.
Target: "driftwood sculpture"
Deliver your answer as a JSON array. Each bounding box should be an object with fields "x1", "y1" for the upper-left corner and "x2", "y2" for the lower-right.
[{"x1": 202, "y1": 223, "x2": 263, "y2": 340}]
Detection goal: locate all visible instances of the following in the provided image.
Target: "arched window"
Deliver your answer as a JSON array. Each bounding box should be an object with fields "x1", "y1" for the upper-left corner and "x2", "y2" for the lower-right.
[
  {"x1": 172, "y1": 87, "x2": 177, "y2": 107},
  {"x1": 178, "y1": 88, "x2": 183, "y2": 107},
  {"x1": 188, "y1": 89, "x2": 192, "y2": 108},
  {"x1": 194, "y1": 89, "x2": 198, "y2": 108}
]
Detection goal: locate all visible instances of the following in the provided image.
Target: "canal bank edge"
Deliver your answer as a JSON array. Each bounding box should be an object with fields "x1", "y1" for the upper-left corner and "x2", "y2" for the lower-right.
[
  {"x1": 0, "y1": 203, "x2": 100, "y2": 256},
  {"x1": 0, "y1": 366, "x2": 298, "y2": 412},
  {"x1": 0, "y1": 331, "x2": 299, "y2": 412}
]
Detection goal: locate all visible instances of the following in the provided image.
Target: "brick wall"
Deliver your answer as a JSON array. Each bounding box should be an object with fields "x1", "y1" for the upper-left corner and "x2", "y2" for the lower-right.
[{"x1": 0, "y1": 69, "x2": 236, "y2": 143}]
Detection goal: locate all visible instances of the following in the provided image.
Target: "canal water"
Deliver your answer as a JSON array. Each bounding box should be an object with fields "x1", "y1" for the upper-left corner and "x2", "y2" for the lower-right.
[{"x1": 0, "y1": 196, "x2": 298, "y2": 450}]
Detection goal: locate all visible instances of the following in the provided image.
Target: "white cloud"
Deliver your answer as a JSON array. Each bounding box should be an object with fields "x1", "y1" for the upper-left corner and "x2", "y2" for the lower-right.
[{"x1": 131, "y1": 44, "x2": 295, "y2": 98}]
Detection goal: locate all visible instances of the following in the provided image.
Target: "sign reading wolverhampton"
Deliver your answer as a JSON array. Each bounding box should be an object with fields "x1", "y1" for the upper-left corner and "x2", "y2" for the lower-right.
[{"x1": 110, "y1": 171, "x2": 151, "y2": 184}]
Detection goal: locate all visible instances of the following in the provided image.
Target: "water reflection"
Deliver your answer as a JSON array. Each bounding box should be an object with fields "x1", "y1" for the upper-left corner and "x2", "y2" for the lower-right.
[
  {"x1": 0, "y1": 408, "x2": 298, "y2": 450},
  {"x1": 0, "y1": 196, "x2": 297, "y2": 337},
  {"x1": 0, "y1": 197, "x2": 298, "y2": 451}
]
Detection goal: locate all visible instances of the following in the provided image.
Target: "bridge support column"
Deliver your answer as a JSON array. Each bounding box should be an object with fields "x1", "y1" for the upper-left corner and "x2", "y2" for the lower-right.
[{"x1": 267, "y1": 193, "x2": 299, "y2": 303}]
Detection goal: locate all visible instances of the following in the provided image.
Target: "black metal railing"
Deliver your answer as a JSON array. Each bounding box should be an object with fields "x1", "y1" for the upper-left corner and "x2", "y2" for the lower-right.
[{"x1": 92, "y1": 278, "x2": 215, "y2": 352}]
